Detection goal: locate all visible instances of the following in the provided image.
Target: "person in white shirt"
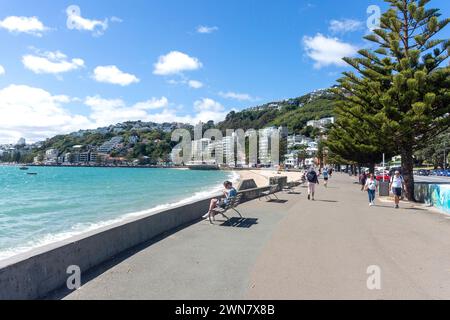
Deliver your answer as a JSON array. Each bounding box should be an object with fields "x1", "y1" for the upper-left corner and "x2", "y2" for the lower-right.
[
  {"x1": 364, "y1": 173, "x2": 377, "y2": 206},
  {"x1": 389, "y1": 171, "x2": 405, "y2": 209}
]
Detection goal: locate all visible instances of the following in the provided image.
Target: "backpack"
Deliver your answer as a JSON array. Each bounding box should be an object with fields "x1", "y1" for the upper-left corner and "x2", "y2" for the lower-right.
[{"x1": 307, "y1": 171, "x2": 317, "y2": 183}]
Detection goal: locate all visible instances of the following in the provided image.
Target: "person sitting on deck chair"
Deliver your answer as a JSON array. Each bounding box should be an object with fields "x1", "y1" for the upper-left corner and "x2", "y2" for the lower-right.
[{"x1": 203, "y1": 181, "x2": 237, "y2": 220}]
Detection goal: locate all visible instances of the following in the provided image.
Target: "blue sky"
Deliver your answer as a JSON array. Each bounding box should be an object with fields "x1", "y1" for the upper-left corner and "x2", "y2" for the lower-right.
[{"x1": 0, "y1": 0, "x2": 449, "y2": 143}]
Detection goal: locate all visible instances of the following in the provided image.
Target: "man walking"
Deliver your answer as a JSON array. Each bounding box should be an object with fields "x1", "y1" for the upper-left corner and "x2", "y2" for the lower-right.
[
  {"x1": 389, "y1": 171, "x2": 405, "y2": 209},
  {"x1": 323, "y1": 168, "x2": 329, "y2": 188},
  {"x1": 307, "y1": 167, "x2": 319, "y2": 200}
]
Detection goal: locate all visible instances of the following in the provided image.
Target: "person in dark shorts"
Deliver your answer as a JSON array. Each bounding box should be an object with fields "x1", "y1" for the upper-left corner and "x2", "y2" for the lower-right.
[{"x1": 389, "y1": 171, "x2": 405, "y2": 209}]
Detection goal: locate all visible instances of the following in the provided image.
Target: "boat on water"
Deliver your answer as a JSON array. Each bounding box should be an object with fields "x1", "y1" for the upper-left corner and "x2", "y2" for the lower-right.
[
  {"x1": 19, "y1": 166, "x2": 29, "y2": 170},
  {"x1": 27, "y1": 172, "x2": 38, "y2": 175},
  {"x1": 186, "y1": 161, "x2": 219, "y2": 171}
]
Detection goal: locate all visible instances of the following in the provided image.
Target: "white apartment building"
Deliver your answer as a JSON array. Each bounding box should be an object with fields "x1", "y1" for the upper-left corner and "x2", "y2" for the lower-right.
[
  {"x1": 45, "y1": 149, "x2": 58, "y2": 161},
  {"x1": 259, "y1": 127, "x2": 286, "y2": 166},
  {"x1": 191, "y1": 138, "x2": 211, "y2": 162},
  {"x1": 98, "y1": 137, "x2": 123, "y2": 153},
  {"x1": 306, "y1": 117, "x2": 335, "y2": 129}
]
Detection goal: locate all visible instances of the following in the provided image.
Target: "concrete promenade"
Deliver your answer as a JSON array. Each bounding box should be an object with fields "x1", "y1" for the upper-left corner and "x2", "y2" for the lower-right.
[{"x1": 57, "y1": 173, "x2": 450, "y2": 300}]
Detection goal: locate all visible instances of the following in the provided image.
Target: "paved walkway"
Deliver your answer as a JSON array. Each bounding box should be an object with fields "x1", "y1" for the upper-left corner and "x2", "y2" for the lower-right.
[{"x1": 58, "y1": 173, "x2": 450, "y2": 300}]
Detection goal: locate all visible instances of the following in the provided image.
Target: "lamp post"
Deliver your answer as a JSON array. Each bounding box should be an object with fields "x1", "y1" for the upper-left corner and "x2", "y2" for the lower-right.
[{"x1": 444, "y1": 141, "x2": 447, "y2": 170}]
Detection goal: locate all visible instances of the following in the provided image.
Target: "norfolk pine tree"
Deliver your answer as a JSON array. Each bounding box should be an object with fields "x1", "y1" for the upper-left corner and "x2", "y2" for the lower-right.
[{"x1": 331, "y1": 0, "x2": 450, "y2": 200}]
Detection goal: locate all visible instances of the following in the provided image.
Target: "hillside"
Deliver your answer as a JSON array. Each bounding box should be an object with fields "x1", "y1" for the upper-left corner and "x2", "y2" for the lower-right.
[
  {"x1": 2, "y1": 88, "x2": 338, "y2": 164},
  {"x1": 217, "y1": 88, "x2": 337, "y2": 133}
]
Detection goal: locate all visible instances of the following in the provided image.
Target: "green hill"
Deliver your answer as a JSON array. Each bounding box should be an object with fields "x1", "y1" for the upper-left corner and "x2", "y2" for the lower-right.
[{"x1": 217, "y1": 88, "x2": 337, "y2": 133}]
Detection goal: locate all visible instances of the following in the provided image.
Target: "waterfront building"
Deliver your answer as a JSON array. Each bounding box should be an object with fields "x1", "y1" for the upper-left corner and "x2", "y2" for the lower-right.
[
  {"x1": 259, "y1": 126, "x2": 286, "y2": 166},
  {"x1": 45, "y1": 149, "x2": 59, "y2": 162},
  {"x1": 191, "y1": 138, "x2": 211, "y2": 162}
]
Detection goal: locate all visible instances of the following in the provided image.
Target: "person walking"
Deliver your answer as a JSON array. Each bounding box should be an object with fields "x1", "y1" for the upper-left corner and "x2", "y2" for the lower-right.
[
  {"x1": 307, "y1": 167, "x2": 319, "y2": 200},
  {"x1": 364, "y1": 173, "x2": 377, "y2": 206},
  {"x1": 323, "y1": 168, "x2": 329, "y2": 188},
  {"x1": 359, "y1": 171, "x2": 367, "y2": 191},
  {"x1": 389, "y1": 171, "x2": 405, "y2": 209}
]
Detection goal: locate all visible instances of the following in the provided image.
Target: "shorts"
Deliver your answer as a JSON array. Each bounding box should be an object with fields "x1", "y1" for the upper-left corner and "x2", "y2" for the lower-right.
[
  {"x1": 392, "y1": 187, "x2": 402, "y2": 197},
  {"x1": 324, "y1": 177, "x2": 329, "y2": 181}
]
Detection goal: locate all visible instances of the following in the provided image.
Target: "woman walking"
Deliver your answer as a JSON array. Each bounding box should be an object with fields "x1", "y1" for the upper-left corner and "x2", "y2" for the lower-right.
[{"x1": 364, "y1": 173, "x2": 377, "y2": 206}]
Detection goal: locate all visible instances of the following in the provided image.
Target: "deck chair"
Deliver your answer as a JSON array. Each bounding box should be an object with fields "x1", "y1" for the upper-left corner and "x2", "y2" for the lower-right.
[{"x1": 209, "y1": 193, "x2": 243, "y2": 224}]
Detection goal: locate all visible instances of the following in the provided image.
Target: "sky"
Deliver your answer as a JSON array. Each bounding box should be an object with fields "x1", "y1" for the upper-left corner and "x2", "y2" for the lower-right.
[{"x1": 0, "y1": 0, "x2": 449, "y2": 144}]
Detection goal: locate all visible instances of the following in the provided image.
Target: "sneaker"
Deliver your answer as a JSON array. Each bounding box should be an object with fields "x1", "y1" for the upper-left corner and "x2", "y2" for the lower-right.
[
  {"x1": 395, "y1": 205, "x2": 399, "y2": 209},
  {"x1": 202, "y1": 212, "x2": 210, "y2": 219},
  {"x1": 369, "y1": 202, "x2": 373, "y2": 206}
]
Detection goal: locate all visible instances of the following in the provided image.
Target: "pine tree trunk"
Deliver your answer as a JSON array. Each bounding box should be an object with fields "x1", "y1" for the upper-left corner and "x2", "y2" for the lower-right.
[
  {"x1": 401, "y1": 146, "x2": 415, "y2": 201},
  {"x1": 369, "y1": 163, "x2": 375, "y2": 174}
]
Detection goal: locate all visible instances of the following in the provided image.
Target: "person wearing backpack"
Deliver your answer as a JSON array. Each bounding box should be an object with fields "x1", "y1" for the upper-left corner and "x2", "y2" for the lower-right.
[
  {"x1": 389, "y1": 171, "x2": 405, "y2": 209},
  {"x1": 307, "y1": 167, "x2": 319, "y2": 201}
]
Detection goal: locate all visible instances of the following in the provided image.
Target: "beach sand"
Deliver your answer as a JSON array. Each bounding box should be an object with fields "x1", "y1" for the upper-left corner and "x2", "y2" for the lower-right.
[{"x1": 236, "y1": 169, "x2": 303, "y2": 188}]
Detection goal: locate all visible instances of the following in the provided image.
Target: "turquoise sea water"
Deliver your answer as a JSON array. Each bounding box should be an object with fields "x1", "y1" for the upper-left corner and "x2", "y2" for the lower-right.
[{"x1": 0, "y1": 166, "x2": 235, "y2": 260}]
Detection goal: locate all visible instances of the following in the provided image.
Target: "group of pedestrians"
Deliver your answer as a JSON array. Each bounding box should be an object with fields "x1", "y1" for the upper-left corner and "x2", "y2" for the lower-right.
[
  {"x1": 359, "y1": 170, "x2": 405, "y2": 209},
  {"x1": 303, "y1": 166, "x2": 405, "y2": 209}
]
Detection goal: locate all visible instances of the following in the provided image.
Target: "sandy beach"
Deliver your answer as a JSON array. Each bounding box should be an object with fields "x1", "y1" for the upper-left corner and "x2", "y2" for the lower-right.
[{"x1": 236, "y1": 169, "x2": 304, "y2": 188}]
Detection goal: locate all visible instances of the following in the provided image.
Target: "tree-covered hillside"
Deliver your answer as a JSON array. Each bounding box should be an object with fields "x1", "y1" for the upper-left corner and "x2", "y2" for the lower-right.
[{"x1": 217, "y1": 89, "x2": 337, "y2": 134}]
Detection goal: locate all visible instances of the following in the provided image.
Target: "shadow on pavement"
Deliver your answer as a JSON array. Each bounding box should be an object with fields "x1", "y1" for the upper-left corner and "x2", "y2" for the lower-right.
[
  {"x1": 220, "y1": 218, "x2": 259, "y2": 228},
  {"x1": 45, "y1": 217, "x2": 203, "y2": 300},
  {"x1": 267, "y1": 199, "x2": 288, "y2": 204}
]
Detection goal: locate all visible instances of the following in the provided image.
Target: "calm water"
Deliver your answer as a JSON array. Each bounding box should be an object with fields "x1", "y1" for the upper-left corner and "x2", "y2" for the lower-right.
[{"x1": 0, "y1": 166, "x2": 235, "y2": 260}]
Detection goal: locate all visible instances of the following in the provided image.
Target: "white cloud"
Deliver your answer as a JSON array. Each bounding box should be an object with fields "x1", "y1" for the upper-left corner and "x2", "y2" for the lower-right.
[
  {"x1": 197, "y1": 25, "x2": 218, "y2": 34},
  {"x1": 194, "y1": 98, "x2": 224, "y2": 112},
  {"x1": 0, "y1": 65, "x2": 5, "y2": 75},
  {"x1": 22, "y1": 50, "x2": 85, "y2": 74},
  {"x1": 0, "y1": 85, "x2": 91, "y2": 144},
  {"x1": 329, "y1": 19, "x2": 364, "y2": 34},
  {"x1": 66, "y1": 5, "x2": 108, "y2": 36},
  {"x1": 219, "y1": 91, "x2": 256, "y2": 102},
  {"x1": 132, "y1": 97, "x2": 169, "y2": 110},
  {"x1": 85, "y1": 96, "x2": 228, "y2": 127},
  {"x1": 303, "y1": 33, "x2": 358, "y2": 68},
  {"x1": 0, "y1": 16, "x2": 49, "y2": 37},
  {"x1": 110, "y1": 16, "x2": 123, "y2": 23},
  {"x1": 85, "y1": 95, "x2": 170, "y2": 127},
  {"x1": 153, "y1": 51, "x2": 202, "y2": 75},
  {"x1": 93, "y1": 65, "x2": 140, "y2": 86},
  {"x1": 188, "y1": 80, "x2": 204, "y2": 89}
]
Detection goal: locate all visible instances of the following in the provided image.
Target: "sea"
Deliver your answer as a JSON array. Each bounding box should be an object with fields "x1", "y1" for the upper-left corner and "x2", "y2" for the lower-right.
[{"x1": 0, "y1": 166, "x2": 236, "y2": 261}]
